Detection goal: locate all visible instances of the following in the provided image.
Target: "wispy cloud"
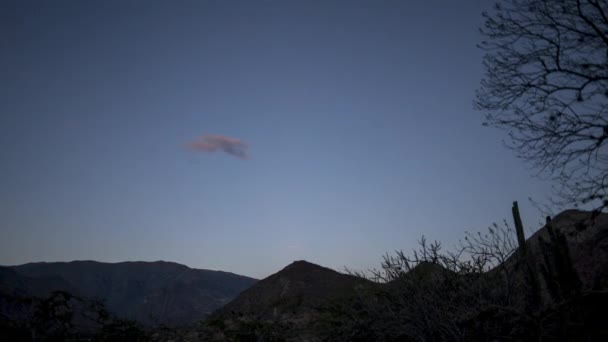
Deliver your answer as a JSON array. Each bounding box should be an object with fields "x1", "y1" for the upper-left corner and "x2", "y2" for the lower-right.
[{"x1": 186, "y1": 134, "x2": 249, "y2": 159}]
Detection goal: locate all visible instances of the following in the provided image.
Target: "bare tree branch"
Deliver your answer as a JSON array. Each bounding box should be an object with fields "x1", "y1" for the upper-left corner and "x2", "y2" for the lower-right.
[{"x1": 477, "y1": 0, "x2": 608, "y2": 210}]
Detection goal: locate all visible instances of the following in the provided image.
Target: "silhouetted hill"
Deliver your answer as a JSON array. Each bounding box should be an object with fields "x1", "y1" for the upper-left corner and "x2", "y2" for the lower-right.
[
  {"x1": 220, "y1": 260, "x2": 369, "y2": 315},
  {"x1": 203, "y1": 260, "x2": 373, "y2": 341},
  {"x1": 499, "y1": 209, "x2": 608, "y2": 294},
  {"x1": 3, "y1": 210, "x2": 607, "y2": 341},
  {"x1": 1, "y1": 261, "x2": 256, "y2": 326},
  {"x1": 200, "y1": 210, "x2": 608, "y2": 341},
  {"x1": 536, "y1": 210, "x2": 608, "y2": 288}
]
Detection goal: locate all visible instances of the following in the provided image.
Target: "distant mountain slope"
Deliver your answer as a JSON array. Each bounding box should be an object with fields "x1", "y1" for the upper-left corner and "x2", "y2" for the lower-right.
[
  {"x1": 0, "y1": 266, "x2": 75, "y2": 298},
  {"x1": 2, "y1": 261, "x2": 256, "y2": 326},
  {"x1": 204, "y1": 260, "x2": 373, "y2": 341}
]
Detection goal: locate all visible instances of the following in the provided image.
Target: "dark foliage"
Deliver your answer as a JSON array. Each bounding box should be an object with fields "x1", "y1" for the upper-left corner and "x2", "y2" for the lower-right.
[
  {"x1": 320, "y1": 217, "x2": 608, "y2": 341},
  {"x1": 0, "y1": 290, "x2": 151, "y2": 342}
]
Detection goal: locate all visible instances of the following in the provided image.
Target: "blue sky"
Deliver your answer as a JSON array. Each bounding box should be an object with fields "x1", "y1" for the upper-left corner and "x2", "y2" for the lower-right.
[{"x1": 1, "y1": 0, "x2": 553, "y2": 278}]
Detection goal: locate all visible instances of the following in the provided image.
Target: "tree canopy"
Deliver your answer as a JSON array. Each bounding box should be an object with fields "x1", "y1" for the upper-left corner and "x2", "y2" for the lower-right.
[{"x1": 477, "y1": 0, "x2": 608, "y2": 209}]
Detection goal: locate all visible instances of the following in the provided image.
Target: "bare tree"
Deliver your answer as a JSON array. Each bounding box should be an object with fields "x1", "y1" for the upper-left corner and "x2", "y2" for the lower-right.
[{"x1": 476, "y1": 0, "x2": 608, "y2": 210}]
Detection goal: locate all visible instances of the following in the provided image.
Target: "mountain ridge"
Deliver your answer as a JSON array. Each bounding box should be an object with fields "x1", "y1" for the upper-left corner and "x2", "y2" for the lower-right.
[{"x1": 1, "y1": 260, "x2": 257, "y2": 326}]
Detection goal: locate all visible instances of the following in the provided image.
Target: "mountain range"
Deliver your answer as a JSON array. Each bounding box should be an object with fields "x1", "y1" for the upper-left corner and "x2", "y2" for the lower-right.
[
  {"x1": 1, "y1": 209, "x2": 607, "y2": 341},
  {"x1": 0, "y1": 260, "x2": 256, "y2": 326}
]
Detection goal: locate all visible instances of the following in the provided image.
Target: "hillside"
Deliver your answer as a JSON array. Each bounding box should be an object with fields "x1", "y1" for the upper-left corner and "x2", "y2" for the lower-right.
[
  {"x1": 1, "y1": 261, "x2": 256, "y2": 326},
  {"x1": 522, "y1": 209, "x2": 608, "y2": 290},
  {"x1": 200, "y1": 210, "x2": 608, "y2": 341},
  {"x1": 203, "y1": 260, "x2": 374, "y2": 341},
  {"x1": 0, "y1": 266, "x2": 77, "y2": 298}
]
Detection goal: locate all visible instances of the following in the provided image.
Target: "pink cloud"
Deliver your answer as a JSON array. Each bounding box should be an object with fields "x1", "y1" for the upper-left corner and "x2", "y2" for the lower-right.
[{"x1": 186, "y1": 134, "x2": 249, "y2": 159}]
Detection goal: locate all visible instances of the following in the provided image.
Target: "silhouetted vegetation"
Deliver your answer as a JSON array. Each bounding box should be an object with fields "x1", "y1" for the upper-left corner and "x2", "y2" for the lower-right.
[
  {"x1": 0, "y1": 290, "x2": 150, "y2": 341},
  {"x1": 320, "y1": 210, "x2": 608, "y2": 341},
  {"x1": 6, "y1": 210, "x2": 607, "y2": 341},
  {"x1": 476, "y1": 0, "x2": 608, "y2": 211},
  {"x1": 191, "y1": 209, "x2": 608, "y2": 341}
]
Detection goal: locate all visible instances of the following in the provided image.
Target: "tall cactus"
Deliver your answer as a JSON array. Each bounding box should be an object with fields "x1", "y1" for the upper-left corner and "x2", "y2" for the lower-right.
[
  {"x1": 511, "y1": 201, "x2": 541, "y2": 311},
  {"x1": 537, "y1": 216, "x2": 582, "y2": 303}
]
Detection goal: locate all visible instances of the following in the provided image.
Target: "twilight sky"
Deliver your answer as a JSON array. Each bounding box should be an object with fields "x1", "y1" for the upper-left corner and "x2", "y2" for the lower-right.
[{"x1": 1, "y1": 0, "x2": 553, "y2": 278}]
